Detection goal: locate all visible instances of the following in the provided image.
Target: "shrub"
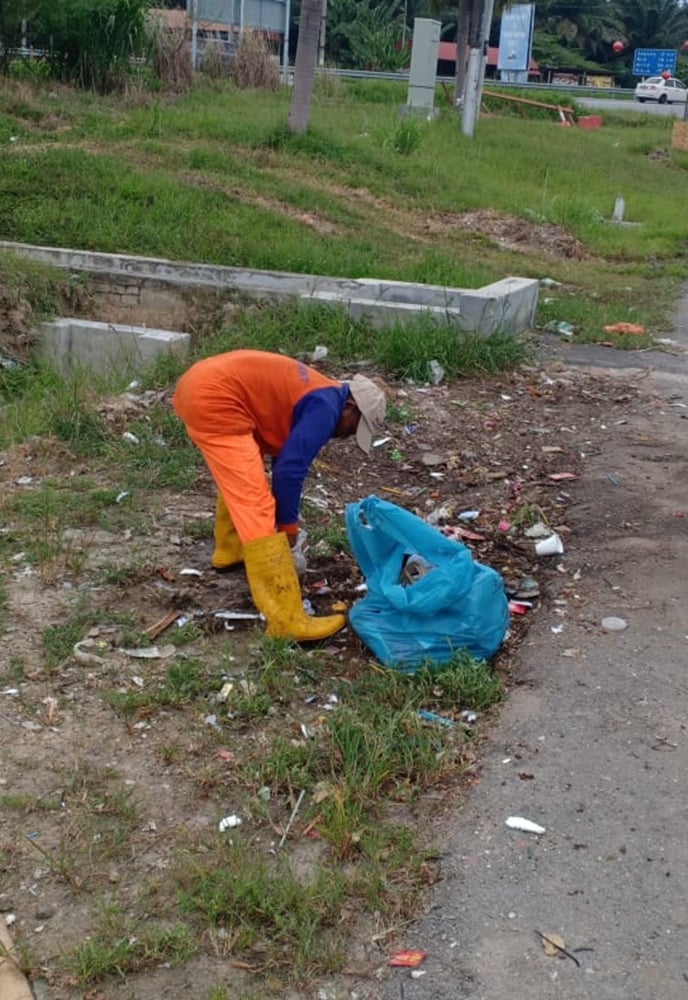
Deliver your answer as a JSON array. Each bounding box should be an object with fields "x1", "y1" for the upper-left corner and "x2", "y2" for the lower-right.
[
  {"x1": 230, "y1": 30, "x2": 281, "y2": 91},
  {"x1": 146, "y1": 11, "x2": 193, "y2": 93},
  {"x1": 33, "y1": 0, "x2": 151, "y2": 94}
]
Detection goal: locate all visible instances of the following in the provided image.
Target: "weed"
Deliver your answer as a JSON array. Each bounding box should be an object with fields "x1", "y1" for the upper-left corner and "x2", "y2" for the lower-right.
[
  {"x1": 109, "y1": 406, "x2": 201, "y2": 491},
  {"x1": 387, "y1": 117, "x2": 424, "y2": 155},
  {"x1": 374, "y1": 320, "x2": 531, "y2": 381},
  {"x1": 46, "y1": 378, "x2": 110, "y2": 455},
  {"x1": 182, "y1": 516, "x2": 213, "y2": 542},
  {"x1": 177, "y1": 838, "x2": 346, "y2": 981},
  {"x1": 1, "y1": 793, "x2": 63, "y2": 812},
  {"x1": 106, "y1": 657, "x2": 220, "y2": 718},
  {"x1": 230, "y1": 30, "x2": 280, "y2": 91},
  {"x1": 25, "y1": 765, "x2": 142, "y2": 893},
  {"x1": 42, "y1": 603, "x2": 96, "y2": 672},
  {"x1": 258, "y1": 738, "x2": 323, "y2": 793},
  {"x1": 65, "y1": 901, "x2": 196, "y2": 984},
  {"x1": 412, "y1": 653, "x2": 504, "y2": 711},
  {"x1": 0, "y1": 654, "x2": 25, "y2": 683},
  {"x1": 99, "y1": 561, "x2": 151, "y2": 586},
  {"x1": 307, "y1": 516, "x2": 350, "y2": 555},
  {"x1": 386, "y1": 400, "x2": 415, "y2": 423},
  {"x1": 0, "y1": 573, "x2": 7, "y2": 631},
  {"x1": 224, "y1": 637, "x2": 312, "y2": 719},
  {"x1": 354, "y1": 822, "x2": 438, "y2": 914},
  {"x1": 161, "y1": 742, "x2": 185, "y2": 765}
]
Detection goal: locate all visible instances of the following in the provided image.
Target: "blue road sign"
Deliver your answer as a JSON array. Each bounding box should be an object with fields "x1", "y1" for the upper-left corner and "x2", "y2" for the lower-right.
[
  {"x1": 632, "y1": 48, "x2": 677, "y2": 76},
  {"x1": 498, "y1": 4, "x2": 535, "y2": 73}
]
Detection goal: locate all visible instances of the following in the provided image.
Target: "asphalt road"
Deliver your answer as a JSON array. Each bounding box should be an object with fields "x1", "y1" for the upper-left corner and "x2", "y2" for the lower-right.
[{"x1": 578, "y1": 96, "x2": 688, "y2": 117}]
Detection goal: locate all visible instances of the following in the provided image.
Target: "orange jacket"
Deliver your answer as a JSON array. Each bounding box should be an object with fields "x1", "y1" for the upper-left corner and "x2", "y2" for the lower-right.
[{"x1": 173, "y1": 350, "x2": 350, "y2": 531}]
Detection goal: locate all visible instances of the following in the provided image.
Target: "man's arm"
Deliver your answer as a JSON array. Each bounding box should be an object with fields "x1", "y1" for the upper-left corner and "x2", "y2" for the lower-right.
[{"x1": 272, "y1": 387, "x2": 346, "y2": 534}]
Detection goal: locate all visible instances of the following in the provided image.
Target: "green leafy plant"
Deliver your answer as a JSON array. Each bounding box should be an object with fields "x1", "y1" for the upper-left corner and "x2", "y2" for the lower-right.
[
  {"x1": 388, "y1": 117, "x2": 424, "y2": 155},
  {"x1": 33, "y1": 0, "x2": 152, "y2": 94}
]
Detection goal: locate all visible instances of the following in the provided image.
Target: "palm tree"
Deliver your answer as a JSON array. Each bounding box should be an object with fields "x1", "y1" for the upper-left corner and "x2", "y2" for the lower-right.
[
  {"x1": 612, "y1": 0, "x2": 688, "y2": 51},
  {"x1": 288, "y1": 0, "x2": 324, "y2": 134},
  {"x1": 529, "y1": 0, "x2": 614, "y2": 63}
]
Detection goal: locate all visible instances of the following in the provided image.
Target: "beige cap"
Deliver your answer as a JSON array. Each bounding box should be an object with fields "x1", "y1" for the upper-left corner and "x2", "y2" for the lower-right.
[{"x1": 348, "y1": 375, "x2": 386, "y2": 454}]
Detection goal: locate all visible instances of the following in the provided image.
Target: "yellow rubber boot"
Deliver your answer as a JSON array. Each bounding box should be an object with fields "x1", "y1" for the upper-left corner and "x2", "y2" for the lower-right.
[
  {"x1": 211, "y1": 494, "x2": 244, "y2": 570},
  {"x1": 244, "y1": 533, "x2": 346, "y2": 641}
]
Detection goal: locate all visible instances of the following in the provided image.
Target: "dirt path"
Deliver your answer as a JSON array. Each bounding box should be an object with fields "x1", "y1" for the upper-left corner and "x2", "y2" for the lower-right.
[{"x1": 378, "y1": 353, "x2": 688, "y2": 998}]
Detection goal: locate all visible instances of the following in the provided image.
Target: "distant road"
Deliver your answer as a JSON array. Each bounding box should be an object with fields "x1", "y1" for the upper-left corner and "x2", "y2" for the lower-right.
[{"x1": 578, "y1": 96, "x2": 687, "y2": 117}]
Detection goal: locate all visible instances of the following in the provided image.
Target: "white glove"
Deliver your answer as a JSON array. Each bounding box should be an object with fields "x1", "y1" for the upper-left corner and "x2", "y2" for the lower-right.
[{"x1": 291, "y1": 529, "x2": 309, "y2": 577}]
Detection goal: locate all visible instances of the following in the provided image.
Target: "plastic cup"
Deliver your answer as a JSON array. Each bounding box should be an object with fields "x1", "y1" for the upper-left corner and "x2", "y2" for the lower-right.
[{"x1": 535, "y1": 533, "x2": 564, "y2": 556}]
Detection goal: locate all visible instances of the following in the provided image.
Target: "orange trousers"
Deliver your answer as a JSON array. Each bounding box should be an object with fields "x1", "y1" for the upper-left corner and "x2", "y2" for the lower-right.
[{"x1": 173, "y1": 385, "x2": 277, "y2": 544}]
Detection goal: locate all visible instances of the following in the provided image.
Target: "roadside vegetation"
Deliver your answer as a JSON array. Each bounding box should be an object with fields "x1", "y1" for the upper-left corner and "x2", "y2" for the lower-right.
[
  {"x1": 0, "y1": 67, "x2": 686, "y2": 997},
  {"x1": 1, "y1": 74, "x2": 687, "y2": 348}
]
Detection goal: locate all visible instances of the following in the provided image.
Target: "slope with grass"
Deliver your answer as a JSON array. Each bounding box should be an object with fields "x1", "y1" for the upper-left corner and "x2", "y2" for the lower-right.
[{"x1": 1, "y1": 77, "x2": 687, "y2": 345}]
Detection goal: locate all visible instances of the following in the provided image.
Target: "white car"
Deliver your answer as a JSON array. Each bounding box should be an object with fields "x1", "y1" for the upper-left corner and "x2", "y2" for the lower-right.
[{"x1": 634, "y1": 76, "x2": 687, "y2": 104}]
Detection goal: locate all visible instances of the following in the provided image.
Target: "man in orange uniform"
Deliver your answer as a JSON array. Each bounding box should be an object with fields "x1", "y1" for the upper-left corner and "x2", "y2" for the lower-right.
[{"x1": 173, "y1": 349, "x2": 386, "y2": 642}]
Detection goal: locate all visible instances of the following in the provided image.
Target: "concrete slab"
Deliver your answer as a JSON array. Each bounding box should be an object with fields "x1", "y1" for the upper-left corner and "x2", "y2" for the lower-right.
[
  {"x1": 39, "y1": 318, "x2": 190, "y2": 375},
  {"x1": 1, "y1": 241, "x2": 539, "y2": 338},
  {"x1": 301, "y1": 290, "x2": 464, "y2": 329}
]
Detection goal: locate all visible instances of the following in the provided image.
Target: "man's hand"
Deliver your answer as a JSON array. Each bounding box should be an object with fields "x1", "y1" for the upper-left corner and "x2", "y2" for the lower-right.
[{"x1": 291, "y1": 529, "x2": 309, "y2": 577}]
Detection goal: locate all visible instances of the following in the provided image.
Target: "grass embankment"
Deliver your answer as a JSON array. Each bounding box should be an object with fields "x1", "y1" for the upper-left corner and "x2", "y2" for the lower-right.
[{"x1": 0, "y1": 75, "x2": 686, "y2": 343}]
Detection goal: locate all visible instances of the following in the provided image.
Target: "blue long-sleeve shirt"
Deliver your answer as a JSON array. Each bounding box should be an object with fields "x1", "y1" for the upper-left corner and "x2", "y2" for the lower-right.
[{"x1": 272, "y1": 384, "x2": 350, "y2": 530}]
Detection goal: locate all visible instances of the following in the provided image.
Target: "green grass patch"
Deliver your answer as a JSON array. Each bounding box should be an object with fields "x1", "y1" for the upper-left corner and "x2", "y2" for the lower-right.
[
  {"x1": 177, "y1": 838, "x2": 347, "y2": 981},
  {"x1": 196, "y1": 301, "x2": 531, "y2": 380},
  {"x1": 66, "y1": 901, "x2": 196, "y2": 985},
  {"x1": 106, "y1": 657, "x2": 224, "y2": 718}
]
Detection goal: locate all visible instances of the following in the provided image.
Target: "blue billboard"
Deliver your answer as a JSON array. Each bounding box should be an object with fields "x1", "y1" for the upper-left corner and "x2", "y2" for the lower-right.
[
  {"x1": 498, "y1": 3, "x2": 535, "y2": 81},
  {"x1": 632, "y1": 48, "x2": 677, "y2": 76}
]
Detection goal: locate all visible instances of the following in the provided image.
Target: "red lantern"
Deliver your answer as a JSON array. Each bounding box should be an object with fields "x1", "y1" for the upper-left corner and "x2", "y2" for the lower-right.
[
  {"x1": 662, "y1": 69, "x2": 671, "y2": 79},
  {"x1": 612, "y1": 40, "x2": 624, "y2": 53}
]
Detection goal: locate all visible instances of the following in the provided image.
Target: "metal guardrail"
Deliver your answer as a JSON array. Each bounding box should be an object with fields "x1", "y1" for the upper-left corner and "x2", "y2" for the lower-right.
[{"x1": 320, "y1": 66, "x2": 635, "y2": 100}]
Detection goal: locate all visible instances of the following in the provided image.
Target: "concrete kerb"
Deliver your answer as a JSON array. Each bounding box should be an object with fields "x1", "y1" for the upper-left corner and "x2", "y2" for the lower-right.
[
  {"x1": 39, "y1": 318, "x2": 190, "y2": 377},
  {"x1": 1, "y1": 241, "x2": 539, "y2": 371}
]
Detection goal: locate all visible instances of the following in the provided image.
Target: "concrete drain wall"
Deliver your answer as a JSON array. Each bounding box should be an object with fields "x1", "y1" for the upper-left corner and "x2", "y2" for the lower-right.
[
  {"x1": 39, "y1": 318, "x2": 190, "y2": 376},
  {"x1": 1, "y1": 241, "x2": 539, "y2": 375}
]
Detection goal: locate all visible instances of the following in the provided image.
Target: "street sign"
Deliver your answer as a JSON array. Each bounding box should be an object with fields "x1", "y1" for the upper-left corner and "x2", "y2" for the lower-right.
[
  {"x1": 632, "y1": 48, "x2": 677, "y2": 76},
  {"x1": 498, "y1": 3, "x2": 535, "y2": 81}
]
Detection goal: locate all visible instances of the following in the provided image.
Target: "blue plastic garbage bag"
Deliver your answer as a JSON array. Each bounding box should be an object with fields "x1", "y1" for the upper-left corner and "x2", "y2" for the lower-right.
[{"x1": 346, "y1": 495, "x2": 509, "y2": 671}]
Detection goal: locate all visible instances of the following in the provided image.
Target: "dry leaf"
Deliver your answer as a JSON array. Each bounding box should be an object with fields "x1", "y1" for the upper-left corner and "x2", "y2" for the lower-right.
[{"x1": 542, "y1": 932, "x2": 566, "y2": 957}]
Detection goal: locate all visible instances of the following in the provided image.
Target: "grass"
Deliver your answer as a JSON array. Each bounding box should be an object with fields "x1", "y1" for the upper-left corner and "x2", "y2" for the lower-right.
[
  {"x1": 0, "y1": 76, "x2": 686, "y2": 345},
  {"x1": 159, "y1": 645, "x2": 489, "y2": 979},
  {"x1": 177, "y1": 840, "x2": 348, "y2": 981},
  {"x1": 106, "y1": 657, "x2": 224, "y2": 717},
  {"x1": 66, "y1": 901, "x2": 196, "y2": 984},
  {"x1": 25, "y1": 765, "x2": 142, "y2": 894},
  {"x1": 0, "y1": 73, "x2": 681, "y2": 996}
]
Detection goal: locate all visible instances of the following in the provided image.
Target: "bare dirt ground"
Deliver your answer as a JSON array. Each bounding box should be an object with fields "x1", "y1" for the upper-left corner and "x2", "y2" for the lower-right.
[{"x1": 2, "y1": 341, "x2": 671, "y2": 1000}]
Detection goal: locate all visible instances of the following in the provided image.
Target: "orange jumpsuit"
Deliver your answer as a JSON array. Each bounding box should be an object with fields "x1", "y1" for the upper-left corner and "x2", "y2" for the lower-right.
[{"x1": 172, "y1": 350, "x2": 348, "y2": 543}]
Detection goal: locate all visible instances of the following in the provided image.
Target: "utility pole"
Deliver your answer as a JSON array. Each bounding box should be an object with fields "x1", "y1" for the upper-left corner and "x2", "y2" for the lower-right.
[
  {"x1": 190, "y1": 0, "x2": 199, "y2": 71},
  {"x1": 318, "y1": 0, "x2": 327, "y2": 67},
  {"x1": 461, "y1": 0, "x2": 495, "y2": 138}
]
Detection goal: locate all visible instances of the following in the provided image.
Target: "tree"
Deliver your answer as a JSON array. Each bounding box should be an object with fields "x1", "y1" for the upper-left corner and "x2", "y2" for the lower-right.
[
  {"x1": 612, "y1": 0, "x2": 688, "y2": 51},
  {"x1": 288, "y1": 0, "x2": 323, "y2": 135},
  {"x1": 0, "y1": 0, "x2": 32, "y2": 76},
  {"x1": 32, "y1": 0, "x2": 152, "y2": 93},
  {"x1": 329, "y1": 0, "x2": 407, "y2": 70}
]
